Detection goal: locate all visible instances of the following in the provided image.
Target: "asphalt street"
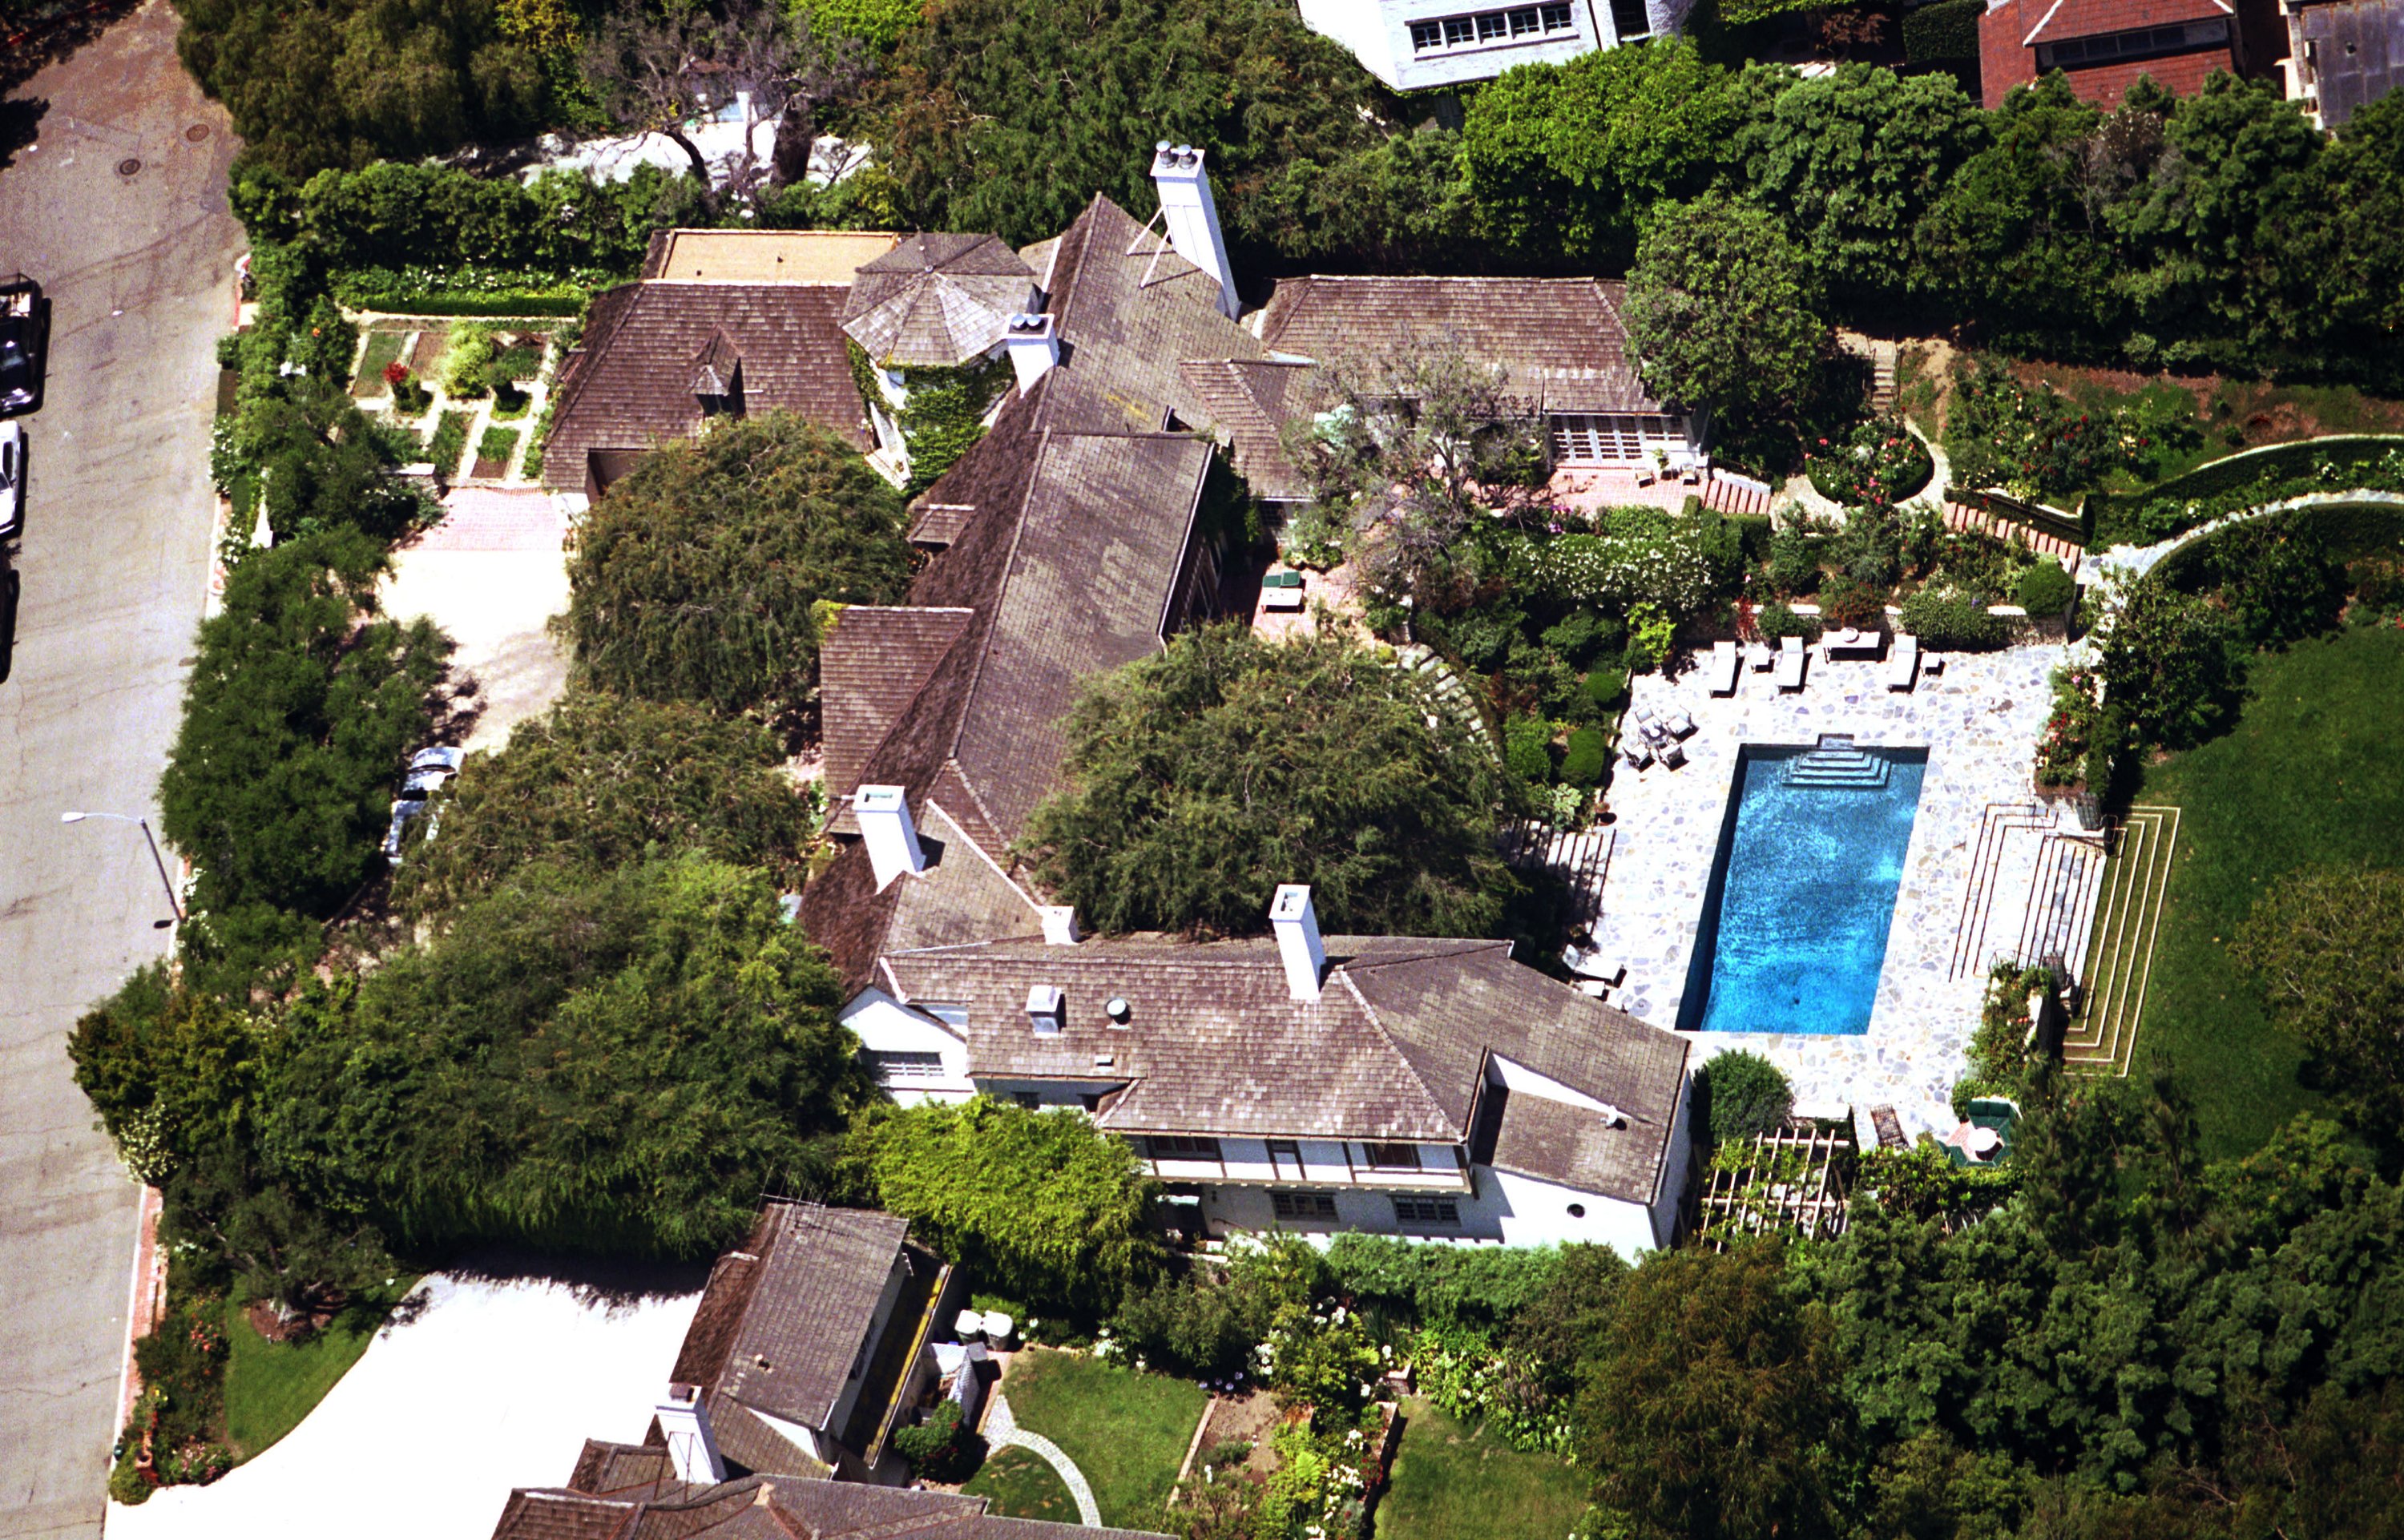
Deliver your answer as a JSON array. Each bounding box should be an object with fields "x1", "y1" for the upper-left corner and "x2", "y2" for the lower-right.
[{"x1": 0, "y1": 6, "x2": 241, "y2": 1534}]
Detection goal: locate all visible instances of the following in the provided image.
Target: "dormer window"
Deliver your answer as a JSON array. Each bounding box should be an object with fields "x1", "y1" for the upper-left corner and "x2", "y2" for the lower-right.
[{"x1": 691, "y1": 328, "x2": 745, "y2": 418}]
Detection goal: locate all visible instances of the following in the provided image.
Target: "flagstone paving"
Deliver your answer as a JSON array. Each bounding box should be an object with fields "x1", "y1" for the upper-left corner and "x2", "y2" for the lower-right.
[{"x1": 1596, "y1": 641, "x2": 2083, "y2": 1140}]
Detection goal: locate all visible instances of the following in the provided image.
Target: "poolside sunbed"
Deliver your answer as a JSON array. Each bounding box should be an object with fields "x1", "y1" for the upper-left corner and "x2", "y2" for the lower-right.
[
  {"x1": 1886, "y1": 632, "x2": 1920, "y2": 691},
  {"x1": 1774, "y1": 634, "x2": 1807, "y2": 691},
  {"x1": 1706, "y1": 639, "x2": 1740, "y2": 695},
  {"x1": 1748, "y1": 642, "x2": 1777, "y2": 672}
]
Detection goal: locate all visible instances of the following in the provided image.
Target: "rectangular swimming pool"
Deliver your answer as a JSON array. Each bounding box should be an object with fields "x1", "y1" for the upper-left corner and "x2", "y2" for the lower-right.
[{"x1": 1676, "y1": 739, "x2": 1929, "y2": 1036}]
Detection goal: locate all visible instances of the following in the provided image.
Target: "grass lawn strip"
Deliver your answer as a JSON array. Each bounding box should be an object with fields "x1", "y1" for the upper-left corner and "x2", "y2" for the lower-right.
[
  {"x1": 960, "y1": 1445, "x2": 1079, "y2": 1524},
  {"x1": 220, "y1": 1278, "x2": 415, "y2": 1460},
  {"x1": 1376, "y1": 1397, "x2": 1589, "y2": 1540},
  {"x1": 353, "y1": 331, "x2": 403, "y2": 397},
  {"x1": 2132, "y1": 622, "x2": 2404, "y2": 1159},
  {"x1": 997, "y1": 1348, "x2": 1207, "y2": 1526}
]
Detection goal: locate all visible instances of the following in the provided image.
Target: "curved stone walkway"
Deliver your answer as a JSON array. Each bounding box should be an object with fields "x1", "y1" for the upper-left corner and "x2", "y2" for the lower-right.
[{"x1": 985, "y1": 1390, "x2": 1102, "y2": 1528}]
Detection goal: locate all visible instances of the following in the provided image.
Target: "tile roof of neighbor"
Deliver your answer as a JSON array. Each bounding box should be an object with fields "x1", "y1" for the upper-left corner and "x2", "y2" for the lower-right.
[
  {"x1": 1256, "y1": 276, "x2": 1666, "y2": 415},
  {"x1": 494, "y1": 1465, "x2": 1169, "y2": 1539},
  {"x1": 2296, "y1": 0, "x2": 2404, "y2": 126},
  {"x1": 1978, "y1": 0, "x2": 2237, "y2": 104},
  {"x1": 643, "y1": 229, "x2": 902, "y2": 284},
  {"x1": 2020, "y1": 0, "x2": 2230, "y2": 41},
  {"x1": 541, "y1": 282, "x2": 873, "y2": 490},
  {"x1": 841, "y1": 232, "x2": 1038, "y2": 369},
  {"x1": 669, "y1": 1203, "x2": 910, "y2": 1433},
  {"x1": 874, "y1": 936, "x2": 1689, "y2": 1202}
]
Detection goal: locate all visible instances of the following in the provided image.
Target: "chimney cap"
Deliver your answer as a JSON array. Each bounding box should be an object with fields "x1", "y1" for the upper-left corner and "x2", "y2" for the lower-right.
[{"x1": 1270, "y1": 884, "x2": 1313, "y2": 921}]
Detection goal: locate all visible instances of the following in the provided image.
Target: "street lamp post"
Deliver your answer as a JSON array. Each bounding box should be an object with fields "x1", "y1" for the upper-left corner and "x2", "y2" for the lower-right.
[{"x1": 60, "y1": 811, "x2": 185, "y2": 925}]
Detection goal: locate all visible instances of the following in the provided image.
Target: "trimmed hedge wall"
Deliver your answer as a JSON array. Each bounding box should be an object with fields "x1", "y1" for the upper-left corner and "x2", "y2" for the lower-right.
[
  {"x1": 2087, "y1": 435, "x2": 2404, "y2": 546},
  {"x1": 2151, "y1": 500, "x2": 2404, "y2": 590},
  {"x1": 1904, "y1": 0, "x2": 1983, "y2": 64}
]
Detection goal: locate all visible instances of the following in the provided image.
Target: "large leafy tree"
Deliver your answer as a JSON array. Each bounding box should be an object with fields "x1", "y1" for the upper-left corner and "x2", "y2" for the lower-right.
[
  {"x1": 1022, "y1": 624, "x2": 1516, "y2": 939},
  {"x1": 268, "y1": 854, "x2": 864, "y2": 1256},
  {"x1": 562, "y1": 412, "x2": 913, "y2": 736},
  {"x1": 389, "y1": 691, "x2": 815, "y2": 921},
  {"x1": 159, "y1": 530, "x2": 450, "y2": 922},
  {"x1": 1577, "y1": 1243, "x2": 1853, "y2": 1540},
  {"x1": 1623, "y1": 195, "x2": 1830, "y2": 438},
  {"x1": 1735, "y1": 62, "x2": 1987, "y2": 319},
  {"x1": 2233, "y1": 866, "x2": 2404, "y2": 1139},
  {"x1": 1461, "y1": 38, "x2": 1741, "y2": 264},
  {"x1": 848, "y1": 1096, "x2": 1157, "y2": 1311},
  {"x1": 872, "y1": 0, "x2": 1385, "y2": 248}
]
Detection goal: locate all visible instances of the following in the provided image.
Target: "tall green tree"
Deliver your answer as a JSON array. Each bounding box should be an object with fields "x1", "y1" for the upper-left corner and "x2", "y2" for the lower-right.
[
  {"x1": 562, "y1": 412, "x2": 913, "y2": 736},
  {"x1": 2233, "y1": 866, "x2": 2404, "y2": 1140},
  {"x1": 1022, "y1": 624, "x2": 1515, "y2": 940},
  {"x1": 1577, "y1": 1243, "x2": 1852, "y2": 1540},
  {"x1": 268, "y1": 854, "x2": 863, "y2": 1256},
  {"x1": 159, "y1": 530, "x2": 451, "y2": 922},
  {"x1": 849, "y1": 1096, "x2": 1157, "y2": 1312},
  {"x1": 389, "y1": 691, "x2": 815, "y2": 921},
  {"x1": 1622, "y1": 195, "x2": 1830, "y2": 437}
]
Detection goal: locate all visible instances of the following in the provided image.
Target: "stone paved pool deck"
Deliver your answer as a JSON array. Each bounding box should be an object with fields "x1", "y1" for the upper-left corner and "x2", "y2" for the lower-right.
[{"x1": 1599, "y1": 642, "x2": 2082, "y2": 1140}]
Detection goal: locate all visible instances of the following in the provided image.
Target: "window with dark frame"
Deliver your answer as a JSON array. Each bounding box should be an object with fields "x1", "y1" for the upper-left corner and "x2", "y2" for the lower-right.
[
  {"x1": 1411, "y1": 2, "x2": 1579, "y2": 51},
  {"x1": 867, "y1": 1050, "x2": 946, "y2": 1085},
  {"x1": 1392, "y1": 1195, "x2": 1462, "y2": 1227},
  {"x1": 1147, "y1": 1134, "x2": 1223, "y2": 1160},
  {"x1": 1273, "y1": 1190, "x2": 1340, "y2": 1222},
  {"x1": 1012, "y1": 1091, "x2": 1040, "y2": 1110},
  {"x1": 1608, "y1": 0, "x2": 1650, "y2": 38},
  {"x1": 1361, "y1": 1142, "x2": 1422, "y2": 1170}
]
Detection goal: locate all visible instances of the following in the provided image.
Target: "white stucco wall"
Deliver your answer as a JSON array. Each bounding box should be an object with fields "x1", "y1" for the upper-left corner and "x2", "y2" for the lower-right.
[
  {"x1": 842, "y1": 990, "x2": 974, "y2": 1104},
  {"x1": 1191, "y1": 1165, "x2": 1656, "y2": 1256},
  {"x1": 1296, "y1": 0, "x2": 1608, "y2": 89}
]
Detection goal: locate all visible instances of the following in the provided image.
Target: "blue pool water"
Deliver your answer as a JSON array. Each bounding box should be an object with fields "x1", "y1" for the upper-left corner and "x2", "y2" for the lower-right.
[{"x1": 1676, "y1": 740, "x2": 1929, "y2": 1036}]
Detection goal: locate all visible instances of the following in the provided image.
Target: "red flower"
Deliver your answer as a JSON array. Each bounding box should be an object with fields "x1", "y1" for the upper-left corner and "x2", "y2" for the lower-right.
[{"x1": 383, "y1": 361, "x2": 410, "y2": 386}]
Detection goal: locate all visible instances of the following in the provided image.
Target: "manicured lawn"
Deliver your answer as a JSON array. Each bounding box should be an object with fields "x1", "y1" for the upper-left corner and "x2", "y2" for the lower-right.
[
  {"x1": 996, "y1": 1348, "x2": 1207, "y2": 1526},
  {"x1": 352, "y1": 331, "x2": 404, "y2": 396},
  {"x1": 961, "y1": 1445, "x2": 1080, "y2": 1524},
  {"x1": 1377, "y1": 1398, "x2": 1589, "y2": 1540},
  {"x1": 2132, "y1": 622, "x2": 2404, "y2": 1159},
  {"x1": 221, "y1": 1281, "x2": 413, "y2": 1459}
]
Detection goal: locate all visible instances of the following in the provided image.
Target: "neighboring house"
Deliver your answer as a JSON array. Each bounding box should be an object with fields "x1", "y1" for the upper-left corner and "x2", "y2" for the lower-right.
[
  {"x1": 659, "y1": 1202, "x2": 957, "y2": 1482},
  {"x1": 2282, "y1": 0, "x2": 2404, "y2": 125},
  {"x1": 1251, "y1": 274, "x2": 1708, "y2": 474},
  {"x1": 490, "y1": 1443, "x2": 1165, "y2": 1539},
  {"x1": 1978, "y1": 0, "x2": 2245, "y2": 106},
  {"x1": 541, "y1": 228, "x2": 902, "y2": 500},
  {"x1": 1295, "y1": 0, "x2": 1680, "y2": 91}
]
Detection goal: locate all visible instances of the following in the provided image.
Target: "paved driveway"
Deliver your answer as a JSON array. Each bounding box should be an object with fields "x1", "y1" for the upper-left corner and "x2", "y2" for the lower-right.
[
  {"x1": 381, "y1": 488, "x2": 572, "y2": 755},
  {"x1": 0, "y1": 6, "x2": 241, "y2": 1536},
  {"x1": 106, "y1": 1272, "x2": 704, "y2": 1540}
]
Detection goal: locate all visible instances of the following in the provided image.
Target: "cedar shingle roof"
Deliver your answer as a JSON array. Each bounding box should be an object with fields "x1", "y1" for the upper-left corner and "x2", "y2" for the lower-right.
[
  {"x1": 497, "y1": 1469, "x2": 1168, "y2": 1539},
  {"x1": 873, "y1": 936, "x2": 1689, "y2": 1200},
  {"x1": 1175, "y1": 359, "x2": 1315, "y2": 501},
  {"x1": 1256, "y1": 276, "x2": 1664, "y2": 415},
  {"x1": 670, "y1": 1203, "x2": 910, "y2": 1433},
  {"x1": 819, "y1": 607, "x2": 976, "y2": 804},
  {"x1": 841, "y1": 233, "x2": 1037, "y2": 369},
  {"x1": 541, "y1": 283, "x2": 872, "y2": 490}
]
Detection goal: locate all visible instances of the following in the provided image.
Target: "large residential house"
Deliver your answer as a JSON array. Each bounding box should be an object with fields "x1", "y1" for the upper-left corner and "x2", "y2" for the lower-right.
[
  {"x1": 1978, "y1": 0, "x2": 2245, "y2": 106},
  {"x1": 1294, "y1": 0, "x2": 1681, "y2": 91}
]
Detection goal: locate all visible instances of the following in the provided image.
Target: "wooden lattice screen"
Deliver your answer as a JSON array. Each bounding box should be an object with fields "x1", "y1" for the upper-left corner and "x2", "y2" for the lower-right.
[{"x1": 1691, "y1": 1117, "x2": 1859, "y2": 1251}]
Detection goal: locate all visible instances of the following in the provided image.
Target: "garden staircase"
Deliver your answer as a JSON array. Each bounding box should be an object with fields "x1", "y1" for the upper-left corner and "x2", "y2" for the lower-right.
[
  {"x1": 1951, "y1": 802, "x2": 2080, "y2": 981},
  {"x1": 1941, "y1": 498, "x2": 2087, "y2": 572},
  {"x1": 1500, "y1": 820, "x2": 1615, "y2": 929},
  {"x1": 1394, "y1": 643, "x2": 1490, "y2": 749},
  {"x1": 2062, "y1": 806, "x2": 2182, "y2": 1076}
]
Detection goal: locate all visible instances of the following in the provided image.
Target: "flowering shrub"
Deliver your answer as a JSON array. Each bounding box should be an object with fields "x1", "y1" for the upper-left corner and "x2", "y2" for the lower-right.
[
  {"x1": 2034, "y1": 666, "x2": 2099, "y2": 788},
  {"x1": 1507, "y1": 512, "x2": 1724, "y2": 616},
  {"x1": 1407, "y1": 1324, "x2": 1575, "y2": 1454},
  {"x1": 1944, "y1": 360, "x2": 2151, "y2": 502},
  {"x1": 1256, "y1": 1417, "x2": 1382, "y2": 1539},
  {"x1": 1806, "y1": 418, "x2": 1932, "y2": 506},
  {"x1": 1260, "y1": 1300, "x2": 1384, "y2": 1416}
]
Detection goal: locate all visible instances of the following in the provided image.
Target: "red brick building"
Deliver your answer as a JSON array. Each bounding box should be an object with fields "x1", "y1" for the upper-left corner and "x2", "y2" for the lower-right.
[{"x1": 1978, "y1": 0, "x2": 2245, "y2": 107}]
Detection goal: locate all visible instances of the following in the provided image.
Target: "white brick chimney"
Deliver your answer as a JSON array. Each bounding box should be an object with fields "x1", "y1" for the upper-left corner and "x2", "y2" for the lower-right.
[
  {"x1": 855, "y1": 784, "x2": 925, "y2": 891},
  {"x1": 1270, "y1": 885, "x2": 1325, "y2": 1002},
  {"x1": 1005, "y1": 312, "x2": 1058, "y2": 394},
  {"x1": 1148, "y1": 143, "x2": 1238, "y2": 320},
  {"x1": 1039, "y1": 905, "x2": 1080, "y2": 945},
  {"x1": 656, "y1": 1384, "x2": 726, "y2": 1486},
  {"x1": 1027, "y1": 984, "x2": 1065, "y2": 1034}
]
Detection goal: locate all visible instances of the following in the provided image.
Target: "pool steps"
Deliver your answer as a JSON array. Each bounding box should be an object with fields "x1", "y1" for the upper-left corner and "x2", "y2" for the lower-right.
[{"x1": 1783, "y1": 740, "x2": 1894, "y2": 790}]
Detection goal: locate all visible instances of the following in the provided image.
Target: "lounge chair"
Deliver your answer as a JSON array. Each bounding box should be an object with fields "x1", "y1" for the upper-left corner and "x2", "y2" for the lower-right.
[
  {"x1": 1774, "y1": 634, "x2": 1807, "y2": 691},
  {"x1": 1886, "y1": 632, "x2": 1920, "y2": 691},
  {"x1": 1707, "y1": 639, "x2": 1740, "y2": 696},
  {"x1": 1562, "y1": 943, "x2": 1625, "y2": 986},
  {"x1": 1922, "y1": 651, "x2": 1945, "y2": 677},
  {"x1": 1748, "y1": 642, "x2": 1776, "y2": 672}
]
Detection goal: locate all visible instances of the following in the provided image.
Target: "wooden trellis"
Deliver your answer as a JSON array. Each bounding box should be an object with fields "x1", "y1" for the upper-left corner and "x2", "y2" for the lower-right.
[{"x1": 1691, "y1": 1117, "x2": 1858, "y2": 1251}]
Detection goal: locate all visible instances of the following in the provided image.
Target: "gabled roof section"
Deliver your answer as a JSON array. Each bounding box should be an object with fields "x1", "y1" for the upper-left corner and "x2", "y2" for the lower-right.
[
  {"x1": 819, "y1": 606, "x2": 976, "y2": 804},
  {"x1": 542, "y1": 283, "x2": 872, "y2": 490},
  {"x1": 1256, "y1": 275, "x2": 1665, "y2": 416},
  {"x1": 668, "y1": 1203, "x2": 910, "y2": 1433},
  {"x1": 1176, "y1": 359, "x2": 1316, "y2": 501},
  {"x1": 842, "y1": 232, "x2": 1038, "y2": 369},
  {"x1": 688, "y1": 328, "x2": 740, "y2": 397}
]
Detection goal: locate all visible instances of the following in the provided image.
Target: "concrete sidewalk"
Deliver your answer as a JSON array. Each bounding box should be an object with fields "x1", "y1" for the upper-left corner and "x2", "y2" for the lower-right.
[{"x1": 107, "y1": 1272, "x2": 703, "y2": 1540}]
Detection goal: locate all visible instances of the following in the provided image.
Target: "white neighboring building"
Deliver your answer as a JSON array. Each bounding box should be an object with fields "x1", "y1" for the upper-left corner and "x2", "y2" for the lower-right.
[{"x1": 1295, "y1": 0, "x2": 1681, "y2": 90}]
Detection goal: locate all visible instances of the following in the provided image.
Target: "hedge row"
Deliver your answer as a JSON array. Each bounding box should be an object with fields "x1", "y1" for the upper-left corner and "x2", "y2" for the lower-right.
[
  {"x1": 1903, "y1": 0, "x2": 1983, "y2": 65},
  {"x1": 2087, "y1": 435, "x2": 2404, "y2": 546},
  {"x1": 2151, "y1": 500, "x2": 2404, "y2": 590}
]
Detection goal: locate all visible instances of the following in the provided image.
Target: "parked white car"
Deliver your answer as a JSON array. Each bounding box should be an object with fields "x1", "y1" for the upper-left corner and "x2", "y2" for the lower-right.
[{"x1": 382, "y1": 745, "x2": 466, "y2": 865}]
